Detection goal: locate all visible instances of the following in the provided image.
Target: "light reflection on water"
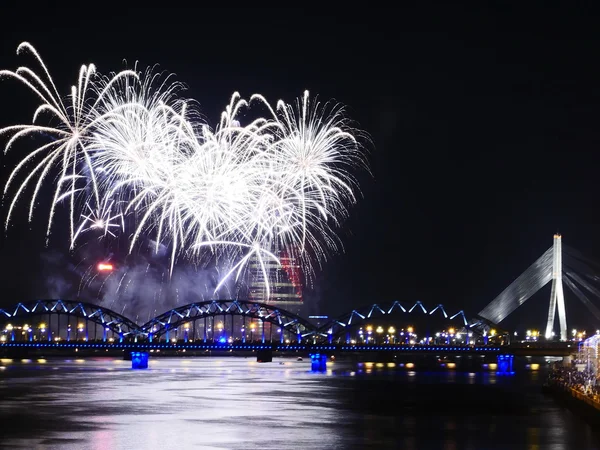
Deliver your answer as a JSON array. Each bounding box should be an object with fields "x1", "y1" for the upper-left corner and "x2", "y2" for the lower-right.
[{"x1": 0, "y1": 357, "x2": 597, "y2": 449}]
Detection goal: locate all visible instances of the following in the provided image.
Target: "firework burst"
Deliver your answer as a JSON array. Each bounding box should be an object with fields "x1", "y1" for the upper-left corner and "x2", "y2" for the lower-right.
[{"x1": 0, "y1": 42, "x2": 368, "y2": 300}]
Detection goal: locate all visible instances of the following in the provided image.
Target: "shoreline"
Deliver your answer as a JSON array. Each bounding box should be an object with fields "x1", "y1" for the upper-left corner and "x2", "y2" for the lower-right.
[{"x1": 543, "y1": 384, "x2": 600, "y2": 428}]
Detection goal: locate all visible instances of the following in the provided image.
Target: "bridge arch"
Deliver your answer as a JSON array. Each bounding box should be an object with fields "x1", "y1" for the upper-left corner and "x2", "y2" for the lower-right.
[
  {"x1": 141, "y1": 299, "x2": 317, "y2": 343},
  {"x1": 319, "y1": 301, "x2": 474, "y2": 344},
  {"x1": 0, "y1": 299, "x2": 142, "y2": 342}
]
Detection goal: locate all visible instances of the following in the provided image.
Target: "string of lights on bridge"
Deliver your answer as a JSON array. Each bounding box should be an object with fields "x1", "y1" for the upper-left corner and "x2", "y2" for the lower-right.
[{"x1": 1, "y1": 298, "x2": 596, "y2": 348}]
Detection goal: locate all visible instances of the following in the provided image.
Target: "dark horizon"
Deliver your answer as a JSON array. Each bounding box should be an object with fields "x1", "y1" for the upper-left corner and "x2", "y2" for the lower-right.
[{"x1": 1, "y1": 4, "x2": 600, "y2": 330}]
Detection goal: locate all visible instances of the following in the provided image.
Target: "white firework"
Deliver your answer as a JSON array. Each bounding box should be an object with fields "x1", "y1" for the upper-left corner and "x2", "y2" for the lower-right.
[
  {"x1": 74, "y1": 199, "x2": 124, "y2": 242},
  {"x1": 0, "y1": 43, "x2": 367, "y2": 299},
  {"x1": 0, "y1": 42, "x2": 137, "y2": 246}
]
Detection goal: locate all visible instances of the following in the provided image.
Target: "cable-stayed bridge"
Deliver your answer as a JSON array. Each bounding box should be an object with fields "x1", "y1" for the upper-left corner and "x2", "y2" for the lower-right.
[{"x1": 477, "y1": 234, "x2": 600, "y2": 341}]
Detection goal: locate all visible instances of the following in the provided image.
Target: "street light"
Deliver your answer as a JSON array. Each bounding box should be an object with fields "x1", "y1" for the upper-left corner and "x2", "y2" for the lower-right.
[
  {"x1": 376, "y1": 326, "x2": 384, "y2": 344},
  {"x1": 39, "y1": 323, "x2": 46, "y2": 340},
  {"x1": 388, "y1": 326, "x2": 396, "y2": 343}
]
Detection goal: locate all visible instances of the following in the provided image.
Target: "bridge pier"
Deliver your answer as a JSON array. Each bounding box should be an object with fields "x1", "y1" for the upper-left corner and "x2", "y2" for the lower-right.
[
  {"x1": 131, "y1": 351, "x2": 149, "y2": 369},
  {"x1": 123, "y1": 349, "x2": 149, "y2": 369},
  {"x1": 496, "y1": 354, "x2": 514, "y2": 375},
  {"x1": 310, "y1": 353, "x2": 327, "y2": 372},
  {"x1": 257, "y1": 348, "x2": 272, "y2": 363}
]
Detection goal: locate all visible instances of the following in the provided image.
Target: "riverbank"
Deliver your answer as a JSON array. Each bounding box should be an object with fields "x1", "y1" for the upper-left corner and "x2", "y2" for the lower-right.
[{"x1": 544, "y1": 383, "x2": 600, "y2": 427}]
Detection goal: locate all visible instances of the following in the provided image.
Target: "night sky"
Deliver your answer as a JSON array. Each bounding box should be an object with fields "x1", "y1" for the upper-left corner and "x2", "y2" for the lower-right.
[{"x1": 1, "y1": 4, "x2": 600, "y2": 330}]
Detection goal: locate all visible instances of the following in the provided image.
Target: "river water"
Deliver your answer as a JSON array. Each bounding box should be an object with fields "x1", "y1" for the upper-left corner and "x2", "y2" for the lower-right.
[{"x1": 0, "y1": 356, "x2": 598, "y2": 449}]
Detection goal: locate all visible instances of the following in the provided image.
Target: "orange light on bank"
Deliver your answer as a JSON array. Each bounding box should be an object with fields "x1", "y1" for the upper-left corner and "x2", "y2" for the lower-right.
[{"x1": 97, "y1": 263, "x2": 113, "y2": 271}]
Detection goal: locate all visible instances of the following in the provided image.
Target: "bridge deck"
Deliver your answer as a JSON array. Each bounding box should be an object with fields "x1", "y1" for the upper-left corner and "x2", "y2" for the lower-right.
[{"x1": 1, "y1": 342, "x2": 503, "y2": 353}]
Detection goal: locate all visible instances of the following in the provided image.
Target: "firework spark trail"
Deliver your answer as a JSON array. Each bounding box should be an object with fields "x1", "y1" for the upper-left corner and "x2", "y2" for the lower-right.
[{"x1": 0, "y1": 43, "x2": 368, "y2": 300}]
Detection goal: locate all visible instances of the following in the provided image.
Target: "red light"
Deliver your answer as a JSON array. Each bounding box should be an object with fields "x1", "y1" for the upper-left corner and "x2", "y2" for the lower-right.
[{"x1": 97, "y1": 263, "x2": 113, "y2": 271}]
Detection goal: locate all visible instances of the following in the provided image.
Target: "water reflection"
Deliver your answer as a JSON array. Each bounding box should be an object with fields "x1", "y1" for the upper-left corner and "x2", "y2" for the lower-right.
[{"x1": 0, "y1": 357, "x2": 597, "y2": 449}]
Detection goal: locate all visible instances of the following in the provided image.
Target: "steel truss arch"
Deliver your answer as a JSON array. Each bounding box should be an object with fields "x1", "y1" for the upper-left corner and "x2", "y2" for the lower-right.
[
  {"x1": 319, "y1": 301, "x2": 472, "y2": 338},
  {"x1": 141, "y1": 300, "x2": 317, "y2": 339},
  {"x1": 0, "y1": 299, "x2": 142, "y2": 337}
]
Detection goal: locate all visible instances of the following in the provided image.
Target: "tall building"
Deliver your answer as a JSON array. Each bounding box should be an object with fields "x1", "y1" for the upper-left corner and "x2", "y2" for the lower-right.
[{"x1": 247, "y1": 247, "x2": 303, "y2": 308}]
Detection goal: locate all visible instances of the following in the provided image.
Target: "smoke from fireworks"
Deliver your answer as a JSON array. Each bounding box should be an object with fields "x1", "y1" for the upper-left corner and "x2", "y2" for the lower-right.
[{"x1": 0, "y1": 42, "x2": 367, "y2": 302}]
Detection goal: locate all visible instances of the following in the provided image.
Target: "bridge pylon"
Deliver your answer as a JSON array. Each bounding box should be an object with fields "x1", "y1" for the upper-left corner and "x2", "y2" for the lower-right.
[{"x1": 545, "y1": 234, "x2": 567, "y2": 341}]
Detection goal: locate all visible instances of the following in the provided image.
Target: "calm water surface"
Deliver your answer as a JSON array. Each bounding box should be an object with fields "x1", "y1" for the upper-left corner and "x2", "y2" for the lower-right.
[{"x1": 0, "y1": 356, "x2": 598, "y2": 449}]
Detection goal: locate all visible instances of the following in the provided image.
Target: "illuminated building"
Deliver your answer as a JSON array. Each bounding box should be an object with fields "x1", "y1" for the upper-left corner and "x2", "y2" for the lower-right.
[{"x1": 246, "y1": 247, "x2": 303, "y2": 307}]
